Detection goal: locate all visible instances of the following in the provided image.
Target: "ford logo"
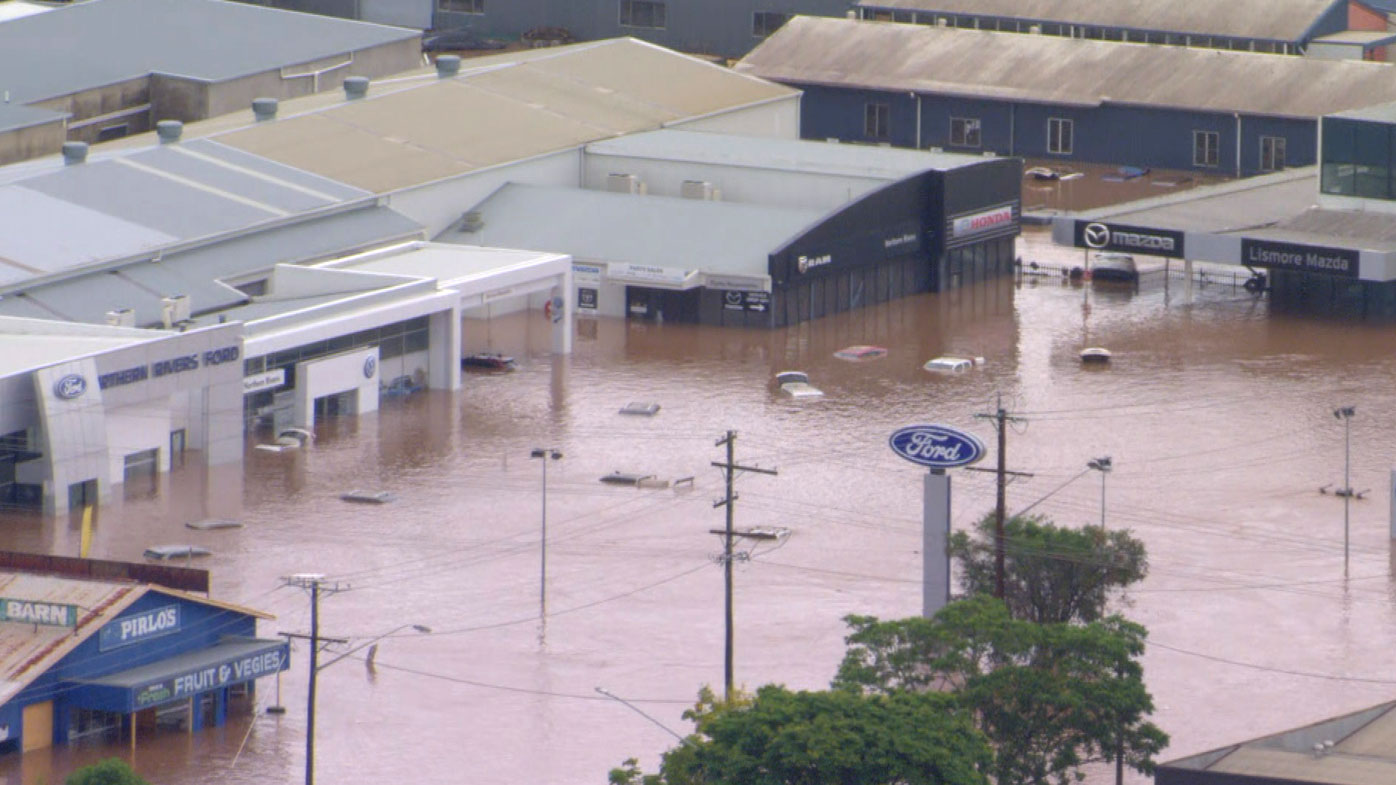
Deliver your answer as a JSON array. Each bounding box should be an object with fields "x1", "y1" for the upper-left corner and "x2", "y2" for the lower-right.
[
  {"x1": 888, "y1": 424, "x2": 986, "y2": 469},
  {"x1": 363, "y1": 356, "x2": 377, "y2": 379},
  {"x1": 53, "y1": 374, "x2": 87, "y2": 400}
]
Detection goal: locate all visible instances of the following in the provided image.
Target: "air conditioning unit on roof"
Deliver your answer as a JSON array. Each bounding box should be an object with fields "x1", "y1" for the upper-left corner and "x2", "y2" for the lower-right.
[
  {"x1": 106, "y1": 308, "x2": 135, "y2": 327},
  {"x1": 161, "y1": 295, "x2": 190, "y2": 329},
  {"x1": 606, "y1": 173, "x2": 645, "y2": 194},
  {"x1": 680, "y1": 180, "x2": 718, "y2": 200}
]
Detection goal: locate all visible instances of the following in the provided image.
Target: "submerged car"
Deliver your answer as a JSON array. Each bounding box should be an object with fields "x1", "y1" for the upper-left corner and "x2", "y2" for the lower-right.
[
  {"x1": 923, "y1": 356, "x2": 984, "y2": 374},
  {"x1": 775, "y1": 371, "x2": 824, "y2": 398}
]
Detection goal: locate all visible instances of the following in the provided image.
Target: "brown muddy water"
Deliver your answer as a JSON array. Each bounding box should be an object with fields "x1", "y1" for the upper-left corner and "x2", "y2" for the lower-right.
[{"x1": 3, "y1": 226, "x2": 1396, "y2": 785}]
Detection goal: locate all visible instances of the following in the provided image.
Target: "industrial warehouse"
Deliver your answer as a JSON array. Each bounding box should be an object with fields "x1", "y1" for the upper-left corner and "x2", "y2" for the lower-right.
[
  {"x1": 737, "y1": 15, "x2": 1396, "y2": 176},
  {"x1": 0, "y1": 34, "x2": 1021, "y2": 511}
]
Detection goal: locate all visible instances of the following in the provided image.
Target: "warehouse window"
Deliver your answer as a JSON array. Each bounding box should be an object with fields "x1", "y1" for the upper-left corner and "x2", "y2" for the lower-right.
[
  {"x1": 1047, "y1": 118, "x2": 1073, "y2": 155},
  {"x1": 1193, "y1": 130, "x2": 1220, "y2": 167},
  {"x1": 865, "y1": 103, "x2": 890, "y2": 139},
  {"x1": 950, "y1": 117, "x2": 981, "y2": 147},
  {"x1": 753, "y1": 11, "x2": 790, "y2": 37},
  {"x1": 437, "y1": 0, "x2": 483, "y2": 11},
  {"x1": 1260, "y1": 136, "x2": 1286, "y2": 172},
  {"x1": 620, "y1": 0, "x2": 665, "y2": 28}
]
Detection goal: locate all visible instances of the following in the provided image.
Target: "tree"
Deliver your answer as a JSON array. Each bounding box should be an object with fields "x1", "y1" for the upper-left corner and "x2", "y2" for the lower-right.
[
  {"x1": 611, "y1": 684, "x2": 992, "y2": 785},
  {"x1": 66, "y1": 759, "x2": 149, "y2": 785},
  {"x1": 948, "y1": 513, "x2": 1147, "y2": 624},
  {"x1": 834, "y1": 596, "x2": 1168, "y2": 785}
]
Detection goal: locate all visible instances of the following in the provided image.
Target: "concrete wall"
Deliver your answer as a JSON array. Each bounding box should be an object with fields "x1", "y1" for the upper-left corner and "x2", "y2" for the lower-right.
[
  {"x1": 293, "y1": 346, "x2": 380, "y2": 427},
  {"x1": 34, "y1": 77, "x2": 155, "y2": 145},
  {"x1": 0, "y1": 120, "x2": 66, "y2": 166},
  {"x1": 203, "y1": 38, "x2": 423, "y2": 119},
  {"x1": 392, "y1": 149, "x2": 581, "y2": 237}
]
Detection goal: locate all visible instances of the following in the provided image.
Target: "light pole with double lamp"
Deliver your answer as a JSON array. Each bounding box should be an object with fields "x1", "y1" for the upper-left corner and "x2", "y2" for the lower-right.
[
  {"x1": 530, "y1": 448, "x2": 563, "y2": 619},
  {"x1": 1087, "y1": 456, "x2": 1112, "y2": 529}
]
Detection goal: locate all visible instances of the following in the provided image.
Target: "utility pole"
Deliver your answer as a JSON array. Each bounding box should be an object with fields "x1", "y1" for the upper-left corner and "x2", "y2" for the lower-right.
[
  {"x1": 712, "y1": 430, "x2": 777, "y2": 703},
  {"x1": 284, "y1": 573, "x2": 348, "y2": 785},
  {"x1": 1088, "y1": 456, "x2": 1112, "y2": 529},
  {"x1": 1334, "y1": 406, "x2": 1355, "y2": 576},
  {"x1": 530, "y1": 448, "x2": 563, "y2": 622},
  {"x1": 974, "y1": 394, "x2": 1026, "y2": 598}
]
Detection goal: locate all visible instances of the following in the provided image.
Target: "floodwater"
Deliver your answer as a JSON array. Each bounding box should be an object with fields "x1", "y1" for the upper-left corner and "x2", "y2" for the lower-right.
[{"x1": 4, "y1": 225, "x2": 1396, "y2": 785}]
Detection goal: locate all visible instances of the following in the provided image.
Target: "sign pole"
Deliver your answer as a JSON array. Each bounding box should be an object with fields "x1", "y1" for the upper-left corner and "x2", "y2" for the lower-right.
[{"x1": 923, "y1": 469, "x2": 951, "y2": 616}]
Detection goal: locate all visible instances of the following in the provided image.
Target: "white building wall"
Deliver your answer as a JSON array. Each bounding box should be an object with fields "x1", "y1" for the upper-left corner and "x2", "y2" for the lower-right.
[
  {"x1": 32, "y1": 359, "x2": 109, "y2": 514},
  {"x1": 666, "y1": 96, "x2": 801, "y2": 139},
  {"x1": 105, "y1": 399, "x2": 172, "y2": 482},
  {"x1": 293, "y1": 347, "x2": 381, "y2": 428},
  {"x1": 1306, "y1": 42, "x2": 1365, "y2": 60},
  {"x1": 387, "y1": 150, "x2": 582, "y2": 238},
  {"x1": 581, "y1": 153, "x2": 886, "y2": 211}
]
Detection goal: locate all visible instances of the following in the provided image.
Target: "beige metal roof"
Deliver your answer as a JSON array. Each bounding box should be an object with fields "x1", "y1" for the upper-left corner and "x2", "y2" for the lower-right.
[
  {"x1": 211, "y1": 38, "x2": 796, "y2": 194},
  {"x1": 1208, "y1": 746, "x2": 1396, "y2": 784},
  {"x1": 737, "y1": 16, "x2": 1396, "y2": 120},
  {"x1": 856, "y1": 0, "x2": 1341, "y2": 42}
]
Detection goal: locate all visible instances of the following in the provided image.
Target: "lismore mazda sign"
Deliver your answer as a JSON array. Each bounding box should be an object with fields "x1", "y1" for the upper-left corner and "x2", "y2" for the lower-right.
[
  {"x1": 1073, "y1": 220, "x2": 1185, "y2": 258},
  {"x1": 888, "y1": 424, "x2": 986, "y2": 469}
]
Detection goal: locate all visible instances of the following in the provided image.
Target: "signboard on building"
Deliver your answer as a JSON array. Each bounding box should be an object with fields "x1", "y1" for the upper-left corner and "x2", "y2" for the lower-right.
[
  {"x1": 133, "y1": 643, "x2": 289, "y2": 709},
  {"x1": 577, "y1": 288, "x2": 598, "y2": 310},
  {"x1": 1073, "y1": 220, "x2": 1185, "y2": 258},
  {"x1": 609, "y1": 263, "x2": 690, "y2": 287},
  {"x1": 744, "y1": 292, "x2": 770, "y2": 313},
  {"x1": 100, "y1": 605, "x2": 180, "y2": 651},
  {"x1": 0, "y1": 597, "x2": 78, "y2": 627},
  {"x1": 99, "y1": 345, "x2": 242, "y2": 392},
  {"x1": 242, "y1": 369, "x2": 285, "y2": 395},
  {"x1": 888, "y1": 424, "x2": 986, "y2": 469},
  {"x1": 951, "y1": 206, "x2": 1015, "y2": 239},
  {"x1": 1241, "y1": 238, "x2": 1359, "y2": 278}
]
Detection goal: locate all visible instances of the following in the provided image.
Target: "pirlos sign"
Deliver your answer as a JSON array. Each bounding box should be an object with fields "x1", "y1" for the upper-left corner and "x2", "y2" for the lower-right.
[
  {"x1": 888, "y1": 424, "x2": 986, "y2": 469},
  {"x1": 1073, "y1": 220, "x2": 1185, "y2": 258},
  {"x1": 100, "y1": 605, "x2": 180, "y2": 651}
]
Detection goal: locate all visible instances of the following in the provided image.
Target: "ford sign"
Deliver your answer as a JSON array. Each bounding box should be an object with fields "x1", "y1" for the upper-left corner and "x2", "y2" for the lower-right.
[
  {"x1": 888, "y1": 424, "x2": 986, "y2": 469},
  {"x1": 53, "y1": 374, "x2": 87, "y2": 400}
]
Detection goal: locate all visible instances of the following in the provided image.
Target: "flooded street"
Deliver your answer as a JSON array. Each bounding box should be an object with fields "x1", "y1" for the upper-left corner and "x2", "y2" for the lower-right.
[{"x1": 3, "y1": 226, "x2": 1396, "y2": 784}]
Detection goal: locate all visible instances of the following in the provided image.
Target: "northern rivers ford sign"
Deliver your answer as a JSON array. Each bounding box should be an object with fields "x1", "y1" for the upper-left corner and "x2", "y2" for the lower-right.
[{"x1": 888, "y1": 425, "x2": 986, "y2": 469}]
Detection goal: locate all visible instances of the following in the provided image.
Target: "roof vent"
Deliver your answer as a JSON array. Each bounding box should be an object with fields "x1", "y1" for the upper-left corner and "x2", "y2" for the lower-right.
[
  {"x1": 161, "y1": 295, "x2": 191, "y2": 329},
  {"x1": 105, "y1": 308, "x2": 135, "y2": 327},
  {"x1": 61, "y1": 141, "x2": 88, "y2": 165},
  {"x1": 252, "y1": 97, "x2": 278, "y2": 122},
  {"x1": 156, "y1": 120, "x2": 183, "y2": 144},
  {"x1": 436, "y1": 55, "x2": 461, "y2": 78},
  {"x1": 459, "y1": 211, "x2": 484, "y2": 232},
  {"x1": 344, "y1": 76, "x2": 370, "y2": 100}
]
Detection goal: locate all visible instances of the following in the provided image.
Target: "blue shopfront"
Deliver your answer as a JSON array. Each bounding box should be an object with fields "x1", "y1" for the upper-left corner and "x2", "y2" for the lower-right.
[{"x1": 0, "y1": 587, "x2": 287, "y2": 754}]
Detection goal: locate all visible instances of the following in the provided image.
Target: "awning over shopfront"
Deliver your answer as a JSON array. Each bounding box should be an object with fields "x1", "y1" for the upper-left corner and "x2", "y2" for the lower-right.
[{"x1": 69, "y1": 637, "x2": 289, "y2": 714}]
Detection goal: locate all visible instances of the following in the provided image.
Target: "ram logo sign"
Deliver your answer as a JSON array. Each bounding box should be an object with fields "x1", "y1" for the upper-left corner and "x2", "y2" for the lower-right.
[{"x1": 888, "y1": 424, "x2": 986, "y2": 469}]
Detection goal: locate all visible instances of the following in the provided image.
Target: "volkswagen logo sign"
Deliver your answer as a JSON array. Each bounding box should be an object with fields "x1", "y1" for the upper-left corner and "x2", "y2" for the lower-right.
[
  {"x1": 363, "y1": 356, "x2": 377, "y2": 379},
  {"x1": 53, "y1": 374, "x2": 87, "y2": 400},
  {"x1": 888, "y1": 424, "x2": 986, "y2": 469},
  {"x1": 1083, "y1": 222, "x2": 1111, "y2": 249}
]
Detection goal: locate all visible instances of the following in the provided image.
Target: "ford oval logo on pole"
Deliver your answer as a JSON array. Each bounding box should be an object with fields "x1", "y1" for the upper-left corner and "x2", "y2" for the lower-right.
[
  {"x1": 889, "y1": 424, "x2": 985, "y2": 469},
  {"x1": 53, "y1": 374, "x2": 88, "y2": 400}
]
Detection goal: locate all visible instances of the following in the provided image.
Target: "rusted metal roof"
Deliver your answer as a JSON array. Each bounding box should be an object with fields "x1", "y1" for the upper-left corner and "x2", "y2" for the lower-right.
[
  {"x1": 737, "y1": 16, "x2": 1396, "y2": 120},
  {"x1": 213, "y1": 38, "x2": 797, "y2": 194},
  {"x1": 855, "y1": 0, "x2": 1342, "y2": 43}
]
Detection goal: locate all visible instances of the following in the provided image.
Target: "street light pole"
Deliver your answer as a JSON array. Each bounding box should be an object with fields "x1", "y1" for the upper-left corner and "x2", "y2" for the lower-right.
[
  {"x1": 1334, "y1": 407, "x2": 1355, "y2": 576},
  {"x1": 530, "y1": 448, "x2": 563, "y2": 620},
  {"x1": 1088, "y1": 456, "x2": 1112, "y2": 529}
]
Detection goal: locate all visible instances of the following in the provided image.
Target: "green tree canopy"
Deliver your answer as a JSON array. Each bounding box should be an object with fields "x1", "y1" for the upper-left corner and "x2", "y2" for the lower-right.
[
  {"x1": 833, "y1": 596, "x2": 1168, "y2": 785},
  {"x1": 610, "y1": 684, "x2": 991, "y2": 785},
  {"x1": 66, "y1": 758, "x2": 149, "y2": 785},
  {"x1": 948, "y1": 513, "x2": 1147, "y2": 624}
]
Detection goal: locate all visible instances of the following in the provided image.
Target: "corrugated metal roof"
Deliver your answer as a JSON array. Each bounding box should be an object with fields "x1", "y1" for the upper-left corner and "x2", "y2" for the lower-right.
[
  {"x1": 1207, "y1": 746, "x2": 1396, "y2": 784},
  {"x1": 0, "y1": 573, "x2": 140, "y2": 704},
  {"x1": 0, "y1": 0, "x2": 417, "y2": 107},
  {"x1": 737, "y1": 16, "x2": 1396, "y2": 120},
  {"x1": 1077, "y1": 168, "x2": 1318, "y2": 233},
  {"x1": 212, "y1": 38, "x2": 798, "y2": 194},
  {"x1": 448, "y1": 184, "x2": 822, "y2": 276},
  {"x1": 855, "y1": 0, "x2": 1340, "y2": 42},
  {"x1": 0, "y1": 330, "x2": 153, "y2": 376},
  {"x1": 339, "y1": 244, "x2": 570, "y2": 288},
  {"x1": 1275, "y1": 207, "x2": 1396, "y2": 251},
  {"x1": 587, "y1": 129, "x2": 986, "y2": 176},
  {"x1": 0, "y1": 206, "x2": 422, "y2": 327}
]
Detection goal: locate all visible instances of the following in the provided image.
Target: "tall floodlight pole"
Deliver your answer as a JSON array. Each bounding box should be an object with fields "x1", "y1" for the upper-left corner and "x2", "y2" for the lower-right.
[
  {"x1": 1334, "y1": 407, "x2": 1355, "y2": 576},
  {"x1": 530, "y1": 448, "x2": 563, "y2": 620},
  {"x1": 1088, "y1": 456, "x2": 1112, "y2": 529}
]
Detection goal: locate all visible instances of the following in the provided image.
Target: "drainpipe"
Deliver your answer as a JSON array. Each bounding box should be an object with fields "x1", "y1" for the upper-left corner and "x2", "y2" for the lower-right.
[
  {"x1": 1235, "y1": 112, "x2": 1242, "y2": 178},
  {"x1": 1009, "y1": 104, "x2": 1016, "y2": 156},
  {"x1": 913, "y1": 93, "x2": 922, "y2": 149}
]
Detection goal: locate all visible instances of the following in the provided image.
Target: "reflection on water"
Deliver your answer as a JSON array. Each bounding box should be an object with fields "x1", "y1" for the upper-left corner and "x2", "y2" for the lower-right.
[{"x1": 3, "y1": 228, "x2": 1396, "y2": 784}]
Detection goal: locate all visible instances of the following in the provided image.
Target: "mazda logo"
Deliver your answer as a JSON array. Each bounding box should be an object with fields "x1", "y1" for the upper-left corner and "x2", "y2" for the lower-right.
[
  {"x1": 1083, "y1": 223, "x2": 1110, "y2": 249},
  {"x1": 724, "y1": 292, "x2": 742, "y2": 305}
]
